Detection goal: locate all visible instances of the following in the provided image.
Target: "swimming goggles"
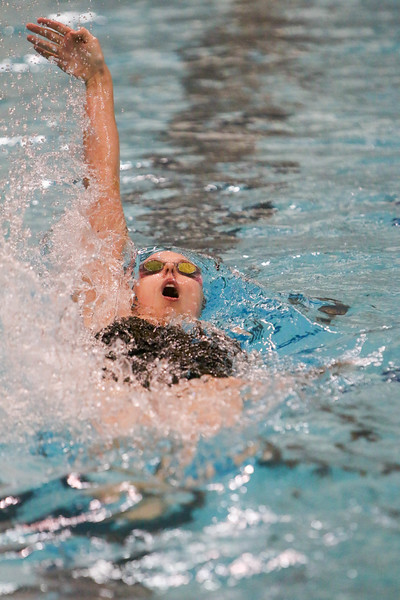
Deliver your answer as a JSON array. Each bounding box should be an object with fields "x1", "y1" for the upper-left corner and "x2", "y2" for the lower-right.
[{"x1": 139, "y1": 259, "x2": 202, "y2": 279}]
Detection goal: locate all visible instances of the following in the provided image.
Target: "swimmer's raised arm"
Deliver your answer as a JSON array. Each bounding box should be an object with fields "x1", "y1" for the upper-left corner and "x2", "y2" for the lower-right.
[
  {"x1": 27, "y1": 19, "x2": 133, "y2": 330},
  {"x1": 26, "y1": 18, "x2": 127, "y2": 258}
]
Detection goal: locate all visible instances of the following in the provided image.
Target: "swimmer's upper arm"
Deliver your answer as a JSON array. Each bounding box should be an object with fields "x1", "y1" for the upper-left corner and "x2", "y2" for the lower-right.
[
  {"x1": 95, "y1": 375, "x2": 245, "y2": 440},
  {"x1": 73, "y1": 258, "x2": 133, "y2": 331},
  {"x1": 157, "y1": 375, "x2": 245, "y2": 434}
]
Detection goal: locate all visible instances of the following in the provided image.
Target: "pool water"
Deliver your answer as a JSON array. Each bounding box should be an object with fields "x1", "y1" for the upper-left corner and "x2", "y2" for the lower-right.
[{"x1": 1, "y1": 0, "x2": 400, "y2": 598}]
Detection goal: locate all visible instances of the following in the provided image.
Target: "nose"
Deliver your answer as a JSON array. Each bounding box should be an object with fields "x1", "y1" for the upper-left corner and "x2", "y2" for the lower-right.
[{"x1": 162, "y1": 262, "x2": 176, "y2": 275}]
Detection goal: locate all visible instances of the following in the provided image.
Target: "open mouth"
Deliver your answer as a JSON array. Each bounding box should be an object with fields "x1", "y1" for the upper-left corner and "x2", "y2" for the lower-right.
[{"x1": 162, "y1": 282, "x2": 179, "y2": 299}]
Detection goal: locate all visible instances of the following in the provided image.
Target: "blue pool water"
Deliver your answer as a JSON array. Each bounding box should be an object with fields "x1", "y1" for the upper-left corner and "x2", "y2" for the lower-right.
[{"x1": 1, "y1": 0, "x2": 400, "y2": 597}]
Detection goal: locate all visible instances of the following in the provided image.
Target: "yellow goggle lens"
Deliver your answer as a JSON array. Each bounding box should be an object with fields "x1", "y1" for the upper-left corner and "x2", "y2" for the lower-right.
[
  {"x1": 178, "y1": 262, "x2": 197, "y2": 274},
  {"x1": 144, "y1": 259, "x2": 164, "y2": 272}
]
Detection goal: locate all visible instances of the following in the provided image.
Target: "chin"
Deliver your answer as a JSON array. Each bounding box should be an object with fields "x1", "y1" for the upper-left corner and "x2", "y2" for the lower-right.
[
  {"x1": 163, "y1": 306, "x2": 199, "y2": 323},
  {"x1": 133, "y1": 303, "x2": 199, "y2": 325}
]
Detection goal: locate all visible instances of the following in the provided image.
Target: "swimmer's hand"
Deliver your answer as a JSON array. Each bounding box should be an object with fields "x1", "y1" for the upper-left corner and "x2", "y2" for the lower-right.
[{"x1": 26, "y1": 18, "x2": 105, "y2": 84}]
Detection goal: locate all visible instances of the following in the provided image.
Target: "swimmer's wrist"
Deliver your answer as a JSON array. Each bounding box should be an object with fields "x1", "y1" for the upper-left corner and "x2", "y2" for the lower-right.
[{"x1": 85, "y1": 64, "x2": 110, "y2": 88}]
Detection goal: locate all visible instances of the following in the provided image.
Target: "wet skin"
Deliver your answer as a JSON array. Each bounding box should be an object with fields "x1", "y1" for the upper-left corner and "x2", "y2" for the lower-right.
[{"x1": 133, "y1": 251, "x2": 204, "y2": 324}]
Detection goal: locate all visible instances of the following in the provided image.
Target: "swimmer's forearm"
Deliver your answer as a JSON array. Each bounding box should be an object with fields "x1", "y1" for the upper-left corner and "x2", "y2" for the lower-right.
[
  {"x1": 84, "y1": 67, "x2": 128, "y2": 253},
  {"x1": 84, "y1": 66, "x2": 119, "y2": 191}
]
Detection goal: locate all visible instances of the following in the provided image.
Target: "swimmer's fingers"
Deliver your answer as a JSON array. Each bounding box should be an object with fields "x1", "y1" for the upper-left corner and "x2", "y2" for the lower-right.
[
  {"x1": 27, "y1": 23, "x2": 92, "y2": 49},
  {"x1": 26, "y1": 35, "x2": 60, "y2": 57},
  {"x1": 30, "y1": 19, "x2": 93, "y2": 44},
  {"x1": 36, "y1": 18, "x2": 73, "y2": 37},
  {"x1": 27, "y1": 20, "x2": 104, "y2": 82},
  {"x1": 26, "y1": 22, "x2": 64, "y2": 46},
  {"x1": 29, "y1": 43, "x2": 59, "y2": 64}
]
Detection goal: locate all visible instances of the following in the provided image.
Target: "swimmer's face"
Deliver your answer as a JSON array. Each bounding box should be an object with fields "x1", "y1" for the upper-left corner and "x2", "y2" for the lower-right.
[{"x1": 133, "y1": 251, "x2": 204, "y2": 323}]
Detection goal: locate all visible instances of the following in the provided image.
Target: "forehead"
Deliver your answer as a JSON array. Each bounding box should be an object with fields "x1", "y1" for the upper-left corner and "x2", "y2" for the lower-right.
[{"x1": 146, "y1": 251, "x2": 192, "y2": 263}]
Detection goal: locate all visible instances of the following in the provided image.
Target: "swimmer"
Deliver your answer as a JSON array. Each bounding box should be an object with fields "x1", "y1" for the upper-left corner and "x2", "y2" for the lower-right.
[
  {"x1": 26, "y1": 18, "x2": 247, "y2": 421},
  {"x1": 27, "y1": 18, "x2": 202, "y2": 329}
]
